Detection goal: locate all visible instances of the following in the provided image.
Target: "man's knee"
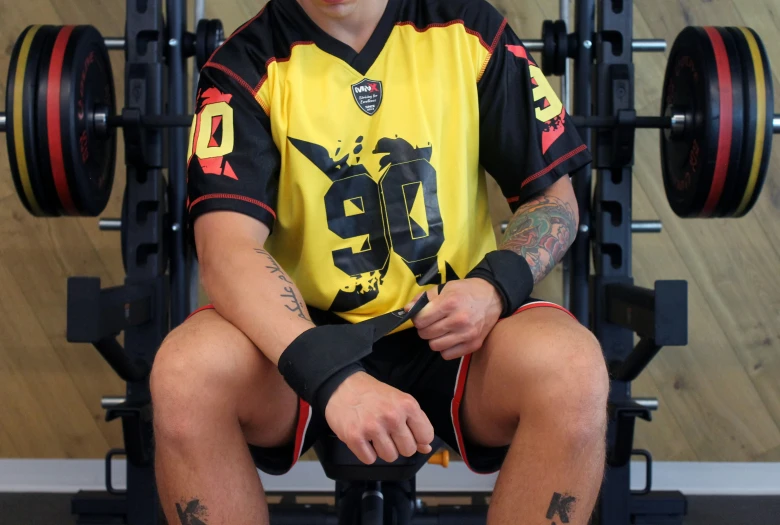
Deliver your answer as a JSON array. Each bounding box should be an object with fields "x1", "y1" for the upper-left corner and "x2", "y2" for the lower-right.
[
  {"x1": 487, "y1": 309, "x2": 609, "y2": 442},
  {"x1": 150, "y1": 313, "x2": 264, "y2": 441},
  {"x1": 526, "y1": 317, "x2": 609, "y2": 444}
]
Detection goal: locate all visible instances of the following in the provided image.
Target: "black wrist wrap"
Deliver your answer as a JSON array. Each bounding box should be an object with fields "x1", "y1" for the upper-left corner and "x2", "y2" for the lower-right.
[
  {"x1": 278, "y1": 292, "x2": 434, "y2": 415},
  {"x1": 278, "y1": 324, "x2": 375, "y2": 411},
  {"x1": 466, "y1": 250, "x2": 534, "y2": 318}
]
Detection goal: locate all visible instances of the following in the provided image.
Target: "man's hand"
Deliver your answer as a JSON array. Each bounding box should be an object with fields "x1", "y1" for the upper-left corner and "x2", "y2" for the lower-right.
[
  {"x1": 405, "y1": 279, "x2": 503, "y2": 361},
  {"x1": 324, "y1": 372, "x2": 435, "y2": 465}
]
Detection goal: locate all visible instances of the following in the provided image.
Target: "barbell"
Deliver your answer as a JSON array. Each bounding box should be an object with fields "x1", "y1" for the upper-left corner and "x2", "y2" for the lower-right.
[{"x1": 0, "y1": 24, "x2": 776, "y2": 219}]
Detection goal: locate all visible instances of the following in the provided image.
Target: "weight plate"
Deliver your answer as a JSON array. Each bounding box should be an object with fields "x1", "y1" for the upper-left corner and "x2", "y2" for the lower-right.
[
  {"x1": 210, "y1": 20, "x2": 224, "y2": 59},
  {"x1": 733, "y1": 27, "x2": 773, "y2": 217},
  {"x1": 710, "y1": 27, "x2": 745, "y2": 218},
  {"x1": 35, "y1": 25, "x2": 70, "y2": 217},
  {"x1": 720, "y1": 27, "x2": 759, "y2": 218},
  {"x1": 541, "y1": 20, "x2": 556, "y2": 76},
  {"x1": 47, "y1": 26, "x2": 82, "y2": 215},
  {"x1": 553, "y1": 20, "x2": 567, "y2": 77},
  {"x1": 56, "y1": 25, "x2": 116, "y2": 216},
  {"x1": 6, "y1": 26, "x2": 52, "y2": 216},
  {"x1": 661, "y1": 27, "x2": 721, "y2": 218}
]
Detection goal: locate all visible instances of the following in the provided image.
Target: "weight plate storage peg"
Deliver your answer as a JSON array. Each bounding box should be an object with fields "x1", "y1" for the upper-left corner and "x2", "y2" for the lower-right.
[{"x1": 5, "y1": 25, "x2": 116, "y2": 218}]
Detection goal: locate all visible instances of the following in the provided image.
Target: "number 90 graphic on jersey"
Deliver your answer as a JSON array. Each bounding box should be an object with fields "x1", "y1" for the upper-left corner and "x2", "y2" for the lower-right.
[{"x1": 291, "y1": 137, "x2": 446, "y2": 312}]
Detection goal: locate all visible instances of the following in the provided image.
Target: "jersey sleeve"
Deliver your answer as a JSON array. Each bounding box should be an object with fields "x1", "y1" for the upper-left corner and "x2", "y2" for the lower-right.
[
  {"x1": 478, "y1": 23, "x2": 591, "y2": 212},
  {"x1": 187, "y1": 66, "x2": 280, "y2": 230}
]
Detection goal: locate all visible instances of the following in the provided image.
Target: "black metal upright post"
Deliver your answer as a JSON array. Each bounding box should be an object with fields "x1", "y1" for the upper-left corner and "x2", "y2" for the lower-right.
[
  {"x1": 122, "y1": 1, "x2": 170, "y2": 522},
  {"x1": 568, "y1": 0, "x2": 595, "y2": 324},
  {"x1": 590, "y1": 1, "x2": 636, "y2": 523},
  {"x1": 167, "y1": 0, "x2": 190, "y2": 327}
]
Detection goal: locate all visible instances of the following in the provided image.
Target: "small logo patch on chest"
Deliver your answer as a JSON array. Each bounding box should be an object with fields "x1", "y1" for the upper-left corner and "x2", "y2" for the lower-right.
[{"x1": 351, "y1": 78, "x2": 383, "y2": 116}]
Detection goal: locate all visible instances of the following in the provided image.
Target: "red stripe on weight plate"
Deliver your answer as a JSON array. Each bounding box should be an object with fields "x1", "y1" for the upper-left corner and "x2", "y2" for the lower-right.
[
  {"x1": 47, "y1": 25, "x2": 78, "y2": 215},
  {"x1": 701, "y1": 27, "x2": 733, "y2": 217}
]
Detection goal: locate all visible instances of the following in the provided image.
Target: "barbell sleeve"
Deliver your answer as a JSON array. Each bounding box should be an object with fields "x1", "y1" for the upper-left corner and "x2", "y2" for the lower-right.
[
  {"x1": 774, "y1": 116, "x2": 780, "y2": 134},
  {"x1": 0, "y1": 112, "x2": 6, "y2": 132}
]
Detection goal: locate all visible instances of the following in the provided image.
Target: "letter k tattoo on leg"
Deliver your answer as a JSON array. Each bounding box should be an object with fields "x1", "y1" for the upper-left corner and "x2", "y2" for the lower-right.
[{"x1": 546, "y1": 492, "x2": 577, "y2": 524}]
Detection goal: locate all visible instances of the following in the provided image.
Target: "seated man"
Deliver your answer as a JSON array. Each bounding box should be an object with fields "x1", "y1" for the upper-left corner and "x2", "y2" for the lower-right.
[{"x1": 151, "y1": 0, "x2": 608, "y2": 524}]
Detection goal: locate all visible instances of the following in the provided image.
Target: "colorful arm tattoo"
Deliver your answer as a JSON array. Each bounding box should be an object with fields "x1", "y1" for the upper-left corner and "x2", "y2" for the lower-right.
[{"x1": 499, "y1": 194, "x2": 578, "y2": 284}]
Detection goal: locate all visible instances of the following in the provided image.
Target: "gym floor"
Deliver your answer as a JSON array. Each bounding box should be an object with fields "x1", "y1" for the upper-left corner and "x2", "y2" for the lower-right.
[{"x1": 1, "y1": 493, "x2": 779, "y2": 524}]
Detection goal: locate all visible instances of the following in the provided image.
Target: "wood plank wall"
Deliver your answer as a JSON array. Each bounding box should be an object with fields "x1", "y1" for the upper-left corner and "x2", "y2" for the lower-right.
[{"x1": 0, "y1": 0, "x2": 778, "y2": 462}]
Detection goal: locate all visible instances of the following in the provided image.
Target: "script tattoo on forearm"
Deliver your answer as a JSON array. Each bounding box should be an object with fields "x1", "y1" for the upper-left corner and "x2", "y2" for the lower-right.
[
  {"x1": 546, "y1": 492, "x2": 577, "y2": 524},
  {"x1": 255, "y1": 248, "x2": 309, "y2": 320},
  {"x1": 255, "y1": 248, "x2": 293, "y2": 284},
  {"x1": 280, "y1": 285, "x2": 308, "y2": 319},
  {"x1": 176, "y1": 498, "x2": 209, "y2": 525},
  {"x1": 499, "y1": 194, "x2": 577, "y2": 284}
]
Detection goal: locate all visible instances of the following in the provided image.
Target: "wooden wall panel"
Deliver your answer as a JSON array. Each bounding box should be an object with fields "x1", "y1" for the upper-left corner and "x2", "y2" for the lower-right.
[{"x1": 0, "y1": 0, "x2": 778, "y2": 462}]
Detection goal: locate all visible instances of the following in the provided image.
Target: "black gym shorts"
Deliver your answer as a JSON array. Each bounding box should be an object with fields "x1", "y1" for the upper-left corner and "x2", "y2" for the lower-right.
[{"x1": 187, "y1": 299, "x2": 573, "y2": 475}]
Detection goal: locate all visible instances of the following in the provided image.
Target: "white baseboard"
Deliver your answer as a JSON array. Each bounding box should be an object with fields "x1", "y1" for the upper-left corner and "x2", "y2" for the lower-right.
[{"x1": 0, "y1": 459, "x2": 778, "y2": 496}]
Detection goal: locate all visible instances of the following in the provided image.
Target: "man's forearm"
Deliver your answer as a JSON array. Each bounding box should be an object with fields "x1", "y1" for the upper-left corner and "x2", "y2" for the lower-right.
[
  {"x1": 200, "y1": 243, "x2": 314, "y2": 365},
  {"x1": 498, "y1": 193, "x2": 578, "y2": 284}
]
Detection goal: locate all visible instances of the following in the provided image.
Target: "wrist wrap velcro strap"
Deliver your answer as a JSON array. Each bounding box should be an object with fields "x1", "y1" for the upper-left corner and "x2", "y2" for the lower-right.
[
  {"x1": 279, "y1": 291, "x2": 435, "y2": 414},
  {"x1": 466, "y1": 250, "x2": 534, "y2": 318}
]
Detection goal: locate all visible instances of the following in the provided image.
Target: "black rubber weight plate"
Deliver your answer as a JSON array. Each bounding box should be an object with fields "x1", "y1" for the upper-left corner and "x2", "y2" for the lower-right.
[
  {"x1": 721, "y1": 27, "x2": 759, "y2": 218},
  {"x1": 5, "y1": 26, "x2": 36, "y2": 215},
  {"x1": 6, "y1": 26, "x2": 59, "y2": 216},
  {"x1": 735, "y1": 27, "x2": 773, "y2": 217},
  {"x1": 35, "y1": 25, "x2": 69, "y2": 217},
  {"x1": 661, "y1": 27, "x2": 721, "y2": 218},
  {"x1": 59, "y1": 25, "x2": 116, "y2": 216},
  {"x1": 711, "y1": 27, "x2": 745, "y2": 218},
  {"x1": 27, "y1": 25, "x2": 65, "y2": 217}
]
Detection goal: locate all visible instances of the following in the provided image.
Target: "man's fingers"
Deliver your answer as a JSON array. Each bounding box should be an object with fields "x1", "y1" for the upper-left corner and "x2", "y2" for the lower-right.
[
  {"x1": 412, "y1": 294, "x2": 449, "y2": 329},
  {"x1": 416, "y1": 318, "x2": 453, "y2": 341},
  {"x1": 370, "y1": 431, "x2": 400, "y2": 463},
  {"x1": 440, "y1": 343, "x2": 473, "y2": 361},
  {"x1": 427, "y1": 332, "x2": 469, "y2": 353},
  {"x1": 404, "y1": 291, "x2": 425, "y2": 311},
  {"x1": 406, "y1": 409, "x2": 435, "y2": 450},
  {"x1": 390, "y1": 424, "x2": 420, "y2": 458},
  {"x1": 349, "y1": 438, "x2": 378, "y2": 465},
  {"x1": 417, "y1": 443, "x2": 433, "y2": 454}
]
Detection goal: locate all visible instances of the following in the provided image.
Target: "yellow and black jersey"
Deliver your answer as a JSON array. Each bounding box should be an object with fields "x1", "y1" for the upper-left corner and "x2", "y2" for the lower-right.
[{"x1": 187, "y1": 0, "x2": 591, "y2": 324}]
